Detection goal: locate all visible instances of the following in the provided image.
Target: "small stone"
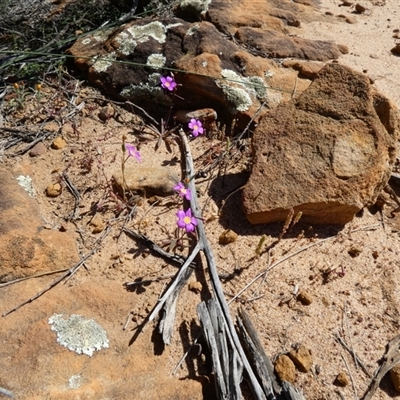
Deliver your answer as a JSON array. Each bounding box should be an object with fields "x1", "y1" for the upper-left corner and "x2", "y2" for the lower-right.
[
  {"x1": 29, "y1": 142, "x2": 47, "y2": 157},
  {"x1": 297, "y1": 291, "x2": 314, "y2": 305},
  {"x1": 348, "y1": 245, "x2": 362, "y2": 257},
  {"x1": 113, "y1": 166, "x2": 179, "y2": 197},
  {"x1": 341, "y1": 0, "x2": 353, "y2": 5},
  {"x1": 355, "y1": 3, "x2": 367, "y2": 13},
  {"x1": 46, "y1": 183, "x2": 62, "y2": 197},
  {"x1": 51, "y1": 137, "x2": 67, "y2": 150},
  {"x1": 274, "y1": 355, "x2": 296, "y2": 383},
  {"x1": 390, "y1": 363, "x2": 400, "y2": 392},
  {"x1": 288, "y1": 345, "x2": 313, "y2": 373},
  {"x1": 90, "y1": 214, "x2": 105, "y2": 234},
  {"x1": 345, "y1": 17, "x2": 357, "y2": 24},
  {"x1": 188, "y1": 281, "x2": 202, "y2": 293},
  {"x1": 391, "y1": 44, "x2": 400, "y2": 55},
  {"x1": 334, "y1": 371, "x2": 350, "y2": 387},
  {"x1": 219, "y1": 229, "x2": 238, "y2": 245},
  {"x1": 98, "y1": 104, "x2": 115, "y2": 122}
]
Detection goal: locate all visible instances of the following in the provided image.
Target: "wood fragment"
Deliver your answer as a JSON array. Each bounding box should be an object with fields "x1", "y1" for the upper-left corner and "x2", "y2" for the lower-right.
[
  {"x1": 341, "y1": 353, "x2": 358, "y2": 400},
  {"x1": 236, "y1": 307, "x2": 280, "y2": 397},
  {"x1": 0, "y1": 268, "x2": 69, "y2": 288},
  {"x1": 362, "y1": 333, "x2": 400, "y2": 400},
  {"x1": 123, "y1": 228, "x2": 197, "y2": 268},
  {"x1": 334, "y1": 334, "x2": 371, "y2": 378},
  {"x1": 0, "y1": 386, "x2": 15, "y2": 399},
  {"x1": 197, "y1": 300, "x2": 243, "y2": 400}
]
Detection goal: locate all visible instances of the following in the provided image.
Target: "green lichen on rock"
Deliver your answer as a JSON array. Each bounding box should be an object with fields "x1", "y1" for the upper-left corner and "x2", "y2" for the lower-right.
[
  {"x1": 217, "y1": 69, "x2": 268, "y2": 112},
  {"x1": 179, "y1": 0, "x2": 211, "y2": 17},
  {"x1": 219, "y1": 84, "x2": 253, "y2": 112},
  {"x1": 116, "y1": 21, "x2": 167, "y2": 56},
  {"x1": 48, "y1": 314, "x2": 109, "y2": 357},
  {"x1": 146, "y1": 53, "x2": 166, "y2": 69},
  {"x1": 221, "y1": 69, "x2": 267, "y2": 99},
  {"x1": 120, "y1": 73, "x2": 172, "y2": 106},
  {"x1": 92, "y1": 52, "x2": 116, "y2": 73}
]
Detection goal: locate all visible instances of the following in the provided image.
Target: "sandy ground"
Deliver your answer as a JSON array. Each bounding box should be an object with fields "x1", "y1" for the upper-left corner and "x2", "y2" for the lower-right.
[
  {"x1": 301, "y1": 0, "x2": 400, "y2": 108},
  {"x1": 1, "y1": 1, "x2": 400, "y2": 399}
]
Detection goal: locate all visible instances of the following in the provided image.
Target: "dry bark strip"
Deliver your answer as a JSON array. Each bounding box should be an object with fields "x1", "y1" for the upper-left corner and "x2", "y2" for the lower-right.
[
  {"x1": 197, "y1": 300, "x2": 243, "y2": 400},
  {"x1": 362, "y1": 333, "x2": 400, "y2": 400}
]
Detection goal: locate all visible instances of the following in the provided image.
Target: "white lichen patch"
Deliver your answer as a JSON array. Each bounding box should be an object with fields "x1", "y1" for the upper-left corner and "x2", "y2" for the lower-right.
[
  {"x1": 219, "y1": 84, "x2": 253, "y2": 112},
  {"x1": 116, "y1": 22, "x2": 167, "y2": 56},
  {"x1": 116, "y1": 32, "x2": 137, "y2": 55},
  {"x1": 166, "y1": 23, "x2": 183, "y2": 30},
  {"x1": 265, "y1": 70, "x2": 274, "y2": 79},
  {"x1": 92, "y1": 52, "x2": 116, "y2": 73},
  {"x1": 146, "y1": 54, "x2": 166, "y2": 69},
  {"x1": 68, "y1": 374, "x2": 82, "y2": 389},
  {"x1": 120, "y1": 82, "x2": 172, "y2": 106},
  {"x1": 148, "y1": 72, "x2": 162, "y2": 85},
  {"x1": 16, "y1": 175, "x2": 35, "y2": 197},
  {"x1": 81, "y1": 38, "x2": 91, "y2": 45},
  {"x1": 48, "y1": 314, "x2": 109, "y2": 357},
  {"x1": 128, "y1": 21, "x2": 166, "y2": 43},
  {"x1": 180, "y1": 0, "x2": 211, "y2": 14},
  {"x1": 221, "y1": 69, "x2": 267, "y2": 99}
]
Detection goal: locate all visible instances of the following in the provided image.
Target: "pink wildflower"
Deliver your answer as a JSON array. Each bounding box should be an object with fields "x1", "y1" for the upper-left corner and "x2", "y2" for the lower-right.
[
  {"x1": 174, "y1": 182, "x2": 191, "y2": 201},
  {"x1": 176, "y1": 208, "x2": 197, "y2": 233},
  {"x1": 160, "y1": 76, "x2": 176, "y2": 91},
  {"x1": 125, "y1": 143, "x2": 142, "y2": 162},
  {"x1": 188, "y1": 118, "x2": 204, "y2": 137}
]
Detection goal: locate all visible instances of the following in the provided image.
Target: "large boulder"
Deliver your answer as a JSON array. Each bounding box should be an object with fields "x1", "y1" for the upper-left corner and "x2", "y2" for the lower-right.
[
  {"x1": 67, "y1": 0, "x2": 348, "y2": 124},
  {"x1": 0, "y1": 167, "x2": 79, "y2": 282},
  {"x1": 242, "y1": 63, "x2": 399, "y2": 225}
]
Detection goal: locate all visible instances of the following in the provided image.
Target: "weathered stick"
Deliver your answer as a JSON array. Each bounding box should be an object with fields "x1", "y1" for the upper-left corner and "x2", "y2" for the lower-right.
[
  {"x1": 362, "y1": 333, "x2": 400, "y2": 400},
  {"x1": 197, "y1": 299, "x2": 243, "y2": 400},
  {"x1": 178, "y1": 129, "x2": 267, "y2": 399}
]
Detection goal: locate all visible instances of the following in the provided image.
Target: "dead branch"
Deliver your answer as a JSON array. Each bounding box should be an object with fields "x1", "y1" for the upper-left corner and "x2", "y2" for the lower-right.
[
  {"x1": 334, "y1": 334, "x2": 372, "y2": 378},
  {"x1": 197, "y1": 299, "x2": 243, "y2": 399},
  {"x1": 178, "y1": 129, "x2": 268, "y2": 399},
  {"x1": 236, "y1": 307, "x2": 280, "y2": 396},
  {"x1": 0, "y1": 386, "x2": 15, "y2": 399},
  {"x1": 362, "y1": 333, "x2": 400, "y2": 400},
  {"x1": 0, "y1": 268, "x2": 69, "y2": 288}
]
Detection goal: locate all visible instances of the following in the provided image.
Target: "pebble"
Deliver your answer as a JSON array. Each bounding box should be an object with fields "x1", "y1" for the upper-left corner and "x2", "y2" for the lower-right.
[
  {"x1": 46, "y1": 183, "x2": 62, "y2": 197},
  {"x1": 98, "y1": 104, "x2": 115, "y2": 122},
  {"x1": 218, "y1": 229, "x2": 238, "y2": 245},
  {"x1": 274, "y1": 354, "x2": 296, "y2": 383},
  {"x1": 51, "y1": 137, "x2": 67, "y2": 150},
  {"x1": 90, "y1": 214, "x2": 105, "y2": 234},
  {"x1": 355, "y1": 3, "x2": 367, "y2": 13},
  {"x1": 297, "y1": 290, "x2": 314, "y2": 305},
  {"x1": 334, "y1": 371, "x2": 350, "y2": 387},
  {"x1": 29, "y1": 142, "x2": 47, "y2": 157},
  {"x1": 288, "y1": 346, "x2": 313, "y2": 373},
  {"x1": 188, "y1": 281, "x2": 202, "y2": 293},
  {"x1": 391, "y1": 44, "x2": 400, "y2": 55}
]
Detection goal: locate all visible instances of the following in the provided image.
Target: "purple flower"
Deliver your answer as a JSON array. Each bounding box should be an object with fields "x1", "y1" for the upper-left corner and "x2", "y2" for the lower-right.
[
  {"x1": 188, "y1": 118, "x2": 204, "y2": 137},
  {"x1": 176, "y1": 208, "x2": 197, "y2": 233},
  {"x1": 160, "y1": 76, "x2": 177, "y2": 91},
  {"x1": 125, "y1": 143, "x2": 142, "y2": 162},
  {"x1": 174, "y1": 182, "x2": 191, "y2": 201}
]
